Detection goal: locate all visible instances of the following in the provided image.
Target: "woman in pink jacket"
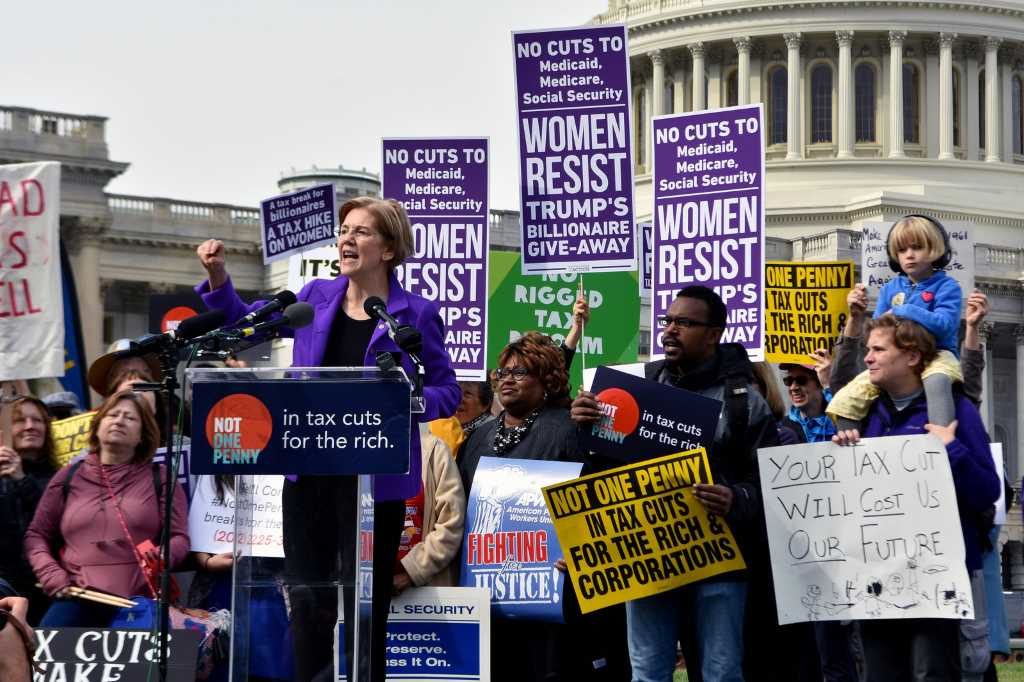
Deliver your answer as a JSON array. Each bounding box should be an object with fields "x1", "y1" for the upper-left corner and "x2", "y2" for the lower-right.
[{"x1": 24, "y1": 391, "x2": 190, "y2": 626}]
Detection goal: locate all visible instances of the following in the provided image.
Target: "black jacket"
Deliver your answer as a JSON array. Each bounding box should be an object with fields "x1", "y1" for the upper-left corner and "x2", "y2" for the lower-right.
[{"x1": 0, "y1": 457, "x2": 55, "y2": 594}]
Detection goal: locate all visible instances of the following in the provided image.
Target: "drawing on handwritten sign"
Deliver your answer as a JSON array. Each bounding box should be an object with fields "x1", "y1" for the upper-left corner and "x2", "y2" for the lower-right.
[{"x1": 757, "y1": 435, "x2": 972, "y2": 624}]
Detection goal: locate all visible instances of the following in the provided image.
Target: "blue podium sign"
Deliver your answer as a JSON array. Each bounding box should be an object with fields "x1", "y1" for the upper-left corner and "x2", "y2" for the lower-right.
[{"x1": 188, "y1": 368, "x2": 412, "y2": 475}]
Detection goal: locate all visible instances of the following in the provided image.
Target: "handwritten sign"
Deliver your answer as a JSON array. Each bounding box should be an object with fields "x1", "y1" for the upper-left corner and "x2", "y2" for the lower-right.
[
  {"x1": 543, "y1": 448, "x2": 745, "y2": 614},
  {"x1": 188, "y1": 475, "x2": 284, "y2": 558},
  {"x1": 0, "y1": 162, "x2": 64, "y2": 380},
  {"x1": 757, "y1": 435, "x2": 972, "y2": 624},
  {"x1": 764, "y1": 261, "x2": 853, "y2": 363},
  {"x1": 861, "y1": 221, "x2": 975, "y2": 295},
  {"x1": 50, "y1": 411, "x2": 95, "y2": 467}
]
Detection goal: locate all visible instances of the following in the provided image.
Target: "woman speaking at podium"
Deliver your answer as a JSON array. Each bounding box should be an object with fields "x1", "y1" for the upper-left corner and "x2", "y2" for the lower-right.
[{"x1": 196, "y1": 197, "x2": 459, "y2": 682}]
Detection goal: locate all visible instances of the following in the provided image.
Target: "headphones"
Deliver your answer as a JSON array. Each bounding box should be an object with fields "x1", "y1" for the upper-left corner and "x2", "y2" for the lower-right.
[{"x1": 885, "y1": 213, "x2": 952, "y2": 273}]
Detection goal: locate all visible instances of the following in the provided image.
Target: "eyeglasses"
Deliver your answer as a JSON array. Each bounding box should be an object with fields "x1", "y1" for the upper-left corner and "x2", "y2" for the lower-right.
[
  {"x1": 335, "y1": 225, "x2": 379, "y2": 240},
  {"x1": 493, "y1": 367, "x2": 530, "y2": 382},
  {"x1": 782, "y1": 375, "x2": 811, "y2": 387},
  {"x1": 658, "y1": 316, "x2": 711, "y2": 329}
]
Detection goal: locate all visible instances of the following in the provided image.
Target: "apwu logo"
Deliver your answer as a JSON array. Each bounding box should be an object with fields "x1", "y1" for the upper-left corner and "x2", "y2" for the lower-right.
[
  {"x1": 591, "y1": 387, "x2": 640, "y2": 444},
  {"x1": 205, "y1": 394, "x2": 273, "y2": 464}
]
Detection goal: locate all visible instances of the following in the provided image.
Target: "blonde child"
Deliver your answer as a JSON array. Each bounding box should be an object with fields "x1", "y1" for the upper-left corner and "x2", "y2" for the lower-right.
[{"x1": 828, "y1": 215, "x2": 962, "y2": 427}]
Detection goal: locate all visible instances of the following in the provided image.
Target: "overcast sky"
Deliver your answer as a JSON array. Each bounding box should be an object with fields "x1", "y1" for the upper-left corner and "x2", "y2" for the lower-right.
[{"x1": 5, "y1": 1, "x2": 608, "y2": 212}]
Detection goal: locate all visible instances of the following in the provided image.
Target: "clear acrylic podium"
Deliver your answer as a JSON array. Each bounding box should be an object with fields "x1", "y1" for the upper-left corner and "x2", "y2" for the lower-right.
[{"x1": 187, "y1": 367, "x2": 422, "y2": 682}]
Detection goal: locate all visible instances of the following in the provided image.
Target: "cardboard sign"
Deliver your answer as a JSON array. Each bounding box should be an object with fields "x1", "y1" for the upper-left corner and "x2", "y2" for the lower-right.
[
  {"x1": 764, "y1": 261, "x2": 854, "y2": 363},
  {"x1": 460, "y1": 457, "x2": 582, "y2": 622},
  {"x1": 651, "y1": 105, "x2": 766, "y2": 360},
  {"x1": 758, "y1": 436, "x2": 974, "y2": 624},
  {"x1": 260, "y1": 183, "x2": 337, "y2": 264},
  {"x1": 513, "y1": 24, "x2": 636, "y2": 274},
  {"x1": 32, "y1": 628, "x2": 200, "y2": 682},
  {"x1": 543, "y1": 448, "x2": 746, "y2": 614},
  {"x1": 187, "y1": 474, "x2": 284, "y2": 558},
  {"x1": 0, "y1": 161, "x2": 64, "y2": 380},
  {"x1": 383, "y1": 138, "x2": 490, "y2": 381},
  {"x1": 578, "y1": 366, "x2": 721, "y2": 463},
  {"x1": 336, "y1": 587, "x2": 491, "y2": 681},
  {"x1": 861, "y1": 220, "x2": 975, "y2": 294}
]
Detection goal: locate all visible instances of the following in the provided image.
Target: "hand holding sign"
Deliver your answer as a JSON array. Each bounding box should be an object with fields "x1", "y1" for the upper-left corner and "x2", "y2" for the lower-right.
[
  {"x1": 570, "y1": 389, "x2": 603, "y2": 425},
  {"x1": 694, "y1": 483, "x2": 733, "y2": 516},
  {"x1": 197, "y1": 239, "x2": 228, "y2": 290}
]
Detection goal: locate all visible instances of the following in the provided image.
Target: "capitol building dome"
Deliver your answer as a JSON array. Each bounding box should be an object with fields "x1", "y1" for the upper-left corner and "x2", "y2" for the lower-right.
[{"x1": 595, "y1": 0, "x2": 1024, "y2": 582}]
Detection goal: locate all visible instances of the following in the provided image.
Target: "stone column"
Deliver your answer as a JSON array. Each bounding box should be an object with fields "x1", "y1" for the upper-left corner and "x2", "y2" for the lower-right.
[
  {"x1": 836, "y1": 31, "x2": 855, "y2": 158},
  {"x1": 734, "y1": 37, "x2": 751, "y2": 105},
  {"x1": 889, "y1": 30, "x2": 907, "y2": 158},
  {"x1": 784, "y1": 33, "x2": 802, "y2": 160},
  {"x1": 938, "y1": 33, "x2": 957, "y2": 159},
  {"x1": 690, "y1": 43, "x2": 706, "y2": 110},
  {"x1": 985, "y1": 37, "x2": 1002, "y2": 162},
  {"x1": 1017, "y1": 325, "x2": 1024, "y2": 481},
  {"x1": 642, "y1": 80, "x2": 653, "y2": 171},
  {"x1": 673, "y1": 61, "x2": 688, "y2": 113},
  {"x1": 650, "y1": 50, "x2": 665, "y2": 116},
  {"x1": 965, "y1": 42, "x2": 980, "y2": 160}
]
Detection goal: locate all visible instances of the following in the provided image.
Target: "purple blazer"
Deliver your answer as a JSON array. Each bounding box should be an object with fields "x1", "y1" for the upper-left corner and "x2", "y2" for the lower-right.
[{"x1": 195, "y1": 272, "x2": 460, "y2": 500}]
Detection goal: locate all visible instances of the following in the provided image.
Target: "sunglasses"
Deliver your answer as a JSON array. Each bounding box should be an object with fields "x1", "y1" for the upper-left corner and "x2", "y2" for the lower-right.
[{"x1": 782, "y1": 375, "x2": 812, "y2": 387}]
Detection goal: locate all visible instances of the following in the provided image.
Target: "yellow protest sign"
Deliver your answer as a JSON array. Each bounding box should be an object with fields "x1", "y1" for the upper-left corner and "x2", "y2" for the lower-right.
[
  {"x1": 542, "y1": 448, "x2": 746, "y2": 613},
  {"x1": 51, "y1": 411, "x2": 95, "y2": 467},
  {"x1": 764, "y1": 260, "x2": 854, "y2": 363}
]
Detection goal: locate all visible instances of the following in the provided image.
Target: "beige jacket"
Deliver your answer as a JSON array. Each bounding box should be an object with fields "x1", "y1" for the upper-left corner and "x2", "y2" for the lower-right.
[{"x1": 400, "y1": 427, "x2": 466, "y2": 586}]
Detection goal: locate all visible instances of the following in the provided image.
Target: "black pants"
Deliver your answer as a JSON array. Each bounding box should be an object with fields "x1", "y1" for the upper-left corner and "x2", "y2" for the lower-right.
[
  {"x1": 283, "y1": 476, "x2": 405, "y2": 682},
  {"x1": 860, "y1": 618, "x2": 960, "y2": 682}
]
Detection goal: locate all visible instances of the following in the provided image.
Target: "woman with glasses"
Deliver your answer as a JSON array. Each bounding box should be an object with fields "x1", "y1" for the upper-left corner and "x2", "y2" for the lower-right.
[
  {"x1": 457, "y1": 331, "x2": 582, "y2": 682},
  {"x1": 0, "y1": 396, "x2": 57, "y2": 624},
  {"x1": 195, "y1": 196, "x2": 459, "y2": 682},
  {"x1": 24, "y1": 391, "x2": 189, "y2": 627}
]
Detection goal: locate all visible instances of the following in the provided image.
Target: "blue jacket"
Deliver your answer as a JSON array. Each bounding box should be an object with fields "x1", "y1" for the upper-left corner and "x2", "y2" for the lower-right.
[
  {"x1": 874, "y1": 270, "x2": 961, "y2": 356},
  {"x1": 861, "y1": 392, "x2": 999, "y2": 571},
  {"x1": 196, "y1": 273, "x2": 460, "y2": 501}
]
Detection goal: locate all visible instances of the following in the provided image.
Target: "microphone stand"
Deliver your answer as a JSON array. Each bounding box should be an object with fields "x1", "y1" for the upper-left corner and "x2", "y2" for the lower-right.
[{"x1": 130, "y1": 344, "x2": 183, "y2": 682}]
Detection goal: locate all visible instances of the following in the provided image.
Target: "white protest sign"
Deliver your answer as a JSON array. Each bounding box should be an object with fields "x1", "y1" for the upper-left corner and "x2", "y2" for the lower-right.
[
  {"x1": 0, "y1": 161, "x2": 63, "y2": 380},
  {"x1": 758, "y1": 435, "x2": 973, "y2": 624},
  {"x1": 861, "y1": 220, "x2": 975, "y2": 295},
  {"x1": 287, "y1": 244, "x2": 339, "y2": 293},
  {"x1": 336, "y1": 586, "x2": 491, "y2": 681},
  {"x1": 992, "y1": 443, "x2": 1006, "y2": 526},
  {"x1": 187, "y1": 475, "x2": 285, "y2": 558}
]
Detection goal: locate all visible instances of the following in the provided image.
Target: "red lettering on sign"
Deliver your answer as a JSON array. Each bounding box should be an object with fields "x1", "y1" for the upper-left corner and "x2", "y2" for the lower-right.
[{"x1": 0, "y1": 279, "x2": 43, "y2": 318}]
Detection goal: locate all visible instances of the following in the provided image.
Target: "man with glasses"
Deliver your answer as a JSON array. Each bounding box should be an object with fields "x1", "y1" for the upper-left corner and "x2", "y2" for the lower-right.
[{"x1": 572, "y1": 285, "x2": 778, "y2": 682}]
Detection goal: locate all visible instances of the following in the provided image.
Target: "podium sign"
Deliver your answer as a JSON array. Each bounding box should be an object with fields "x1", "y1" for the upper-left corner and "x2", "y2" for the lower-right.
[{"x1": 188, "y1": 367, "x2": 412, "y2": 475}]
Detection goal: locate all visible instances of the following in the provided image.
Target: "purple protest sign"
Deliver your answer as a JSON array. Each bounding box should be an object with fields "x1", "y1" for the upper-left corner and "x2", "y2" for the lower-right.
[
  {"x1": 260, "y1": 183, "x2": 337, "y2": 264},
  {"x1": 639, "y1": 221, "x2": 652, "y2": 296},
  {"x1": 382, "y1": 138, "x2": 489, "y2": 381},
  {"x1": 513, "y1": 25, "x2": 636, "y2": 275},
  {"x1": 651, "y1": 105, "x2": 765, "y2": 360}
]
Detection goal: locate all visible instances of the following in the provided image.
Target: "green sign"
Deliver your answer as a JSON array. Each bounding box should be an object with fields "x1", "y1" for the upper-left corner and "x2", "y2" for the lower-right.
[{"x1": 487, "y1": 250, "x2": 640, "y2": 392}]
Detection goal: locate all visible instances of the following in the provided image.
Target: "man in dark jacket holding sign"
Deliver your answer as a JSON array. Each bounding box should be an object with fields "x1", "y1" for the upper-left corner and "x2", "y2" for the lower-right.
[{"x1": 572, "y1": 286, "x2": 779, "y2": 682}]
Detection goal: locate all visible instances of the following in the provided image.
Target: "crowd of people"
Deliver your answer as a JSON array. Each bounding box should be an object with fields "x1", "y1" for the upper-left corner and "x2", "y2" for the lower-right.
[{"x1": 0, "y1": 207, "x2": 1013, "y2": 682}]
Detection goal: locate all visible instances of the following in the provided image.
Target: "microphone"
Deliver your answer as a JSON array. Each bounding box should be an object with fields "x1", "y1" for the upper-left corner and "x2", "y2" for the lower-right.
[
  {"x1": 236, "y1": 290, "x2": 298, "y2": 326},
  {"x1": 128, "y1": 310, "x2": 227, "y2": 355},
  {"x1": 236, "y1": 302, "x2": 314, "y2": 338},
  {"x1": 362, "y1": 297, "x2": 423, "y2": 359}
]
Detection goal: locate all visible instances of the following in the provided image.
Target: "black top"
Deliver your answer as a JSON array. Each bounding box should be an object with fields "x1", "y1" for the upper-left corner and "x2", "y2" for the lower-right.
[
  {"x1": 322, "y1": 307, "x2": 377, "y2": 367},
  {"x1": 0, "y1": 457, "x2": 55, "y2": 595}
]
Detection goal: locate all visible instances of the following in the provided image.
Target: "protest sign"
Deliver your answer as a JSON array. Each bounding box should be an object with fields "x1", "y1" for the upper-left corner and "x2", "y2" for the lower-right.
[
  {"x1": 764, "y1": 261, "x2": 853, "y2": 363},
  {"x1": 188, "y1": 475, "x2": 284, "y2": 558},
  {"x1": 639, "y1": 221, "x2": 652, "y2": 296},
  {"x1": 336, "y1": 587, "x2": 490, "y2": 681},
  {"x1": 260, "y1": 183, "x2": 337, "y2": 264},
  {"x1": 460, "y1": 457, "x2": 582, "y2": 621},
  {"x1": 758, "y1": 435, "x2": 973, "y2": 624},
  {"x1": 33, "y1": 628, "x2": 200, "y2": 682},
  {"x1": 513, "y1": 24, "x2": 636, "y2": 274},
  {"x1": 992, "y1": 443, "x2": 1006, "y2": 525},
  {"x1": 861, "y1": 220, "x2": 975, "y2": 295},
  {"x1": 578, "y1": 366, "x2": 721, "y2": 463},
  {"x1": 152, "y1": 446, "x2": 192, "y2": 500},
  {"x1": 487, "y1": 250, "x2": 639, "y2": 389},
  {"x1": 189, "y1": 374, "x2": 410, "y2": 475},
  {"x1": 287, "y1": 244, "x2": 339, "y2": 292},
  {"x1": 543, "y1": 448, "x2": 746, "y2": 614},
  {"x1": 148, "y1": 292, "x2": 204, "y2": 334},
  {"x1": 383, "y1": 138, "x2": 489, "y2": 380},
  {"x1": 0, "y1": 161, "x2": 63, "y2": 380},
  {"x1": 651, "y1": 105, "x2": 765, "y2": 360},
  {"x1": 51, "y1": 411, "x2": 95, "y2": 467}
]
